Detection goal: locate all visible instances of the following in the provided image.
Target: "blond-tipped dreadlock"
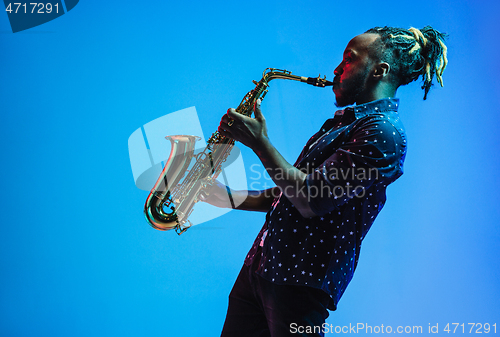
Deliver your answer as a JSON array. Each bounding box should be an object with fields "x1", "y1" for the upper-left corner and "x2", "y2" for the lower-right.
[{"x1": 365, "y1": 26, "x2": 448, "y2": 100}]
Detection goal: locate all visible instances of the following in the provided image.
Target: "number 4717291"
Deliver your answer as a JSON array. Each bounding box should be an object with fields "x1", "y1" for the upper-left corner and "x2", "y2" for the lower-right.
[
  {"x1": 444, "y1": 323, "x2": 497, "y2": 334},
  {"x1": 5, "y1": 3, "x2": 59, "y2": 14}
]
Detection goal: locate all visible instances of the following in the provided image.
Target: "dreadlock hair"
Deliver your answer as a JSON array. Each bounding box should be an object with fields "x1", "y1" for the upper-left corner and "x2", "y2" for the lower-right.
[{"x1": 365, "y1": 26, "x2": 448, "y2": 100}]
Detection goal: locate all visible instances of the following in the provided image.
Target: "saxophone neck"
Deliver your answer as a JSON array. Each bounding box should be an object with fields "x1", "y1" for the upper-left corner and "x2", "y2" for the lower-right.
[{"x1": 263, "y1": 68, "x2": 333, "y2": 87}]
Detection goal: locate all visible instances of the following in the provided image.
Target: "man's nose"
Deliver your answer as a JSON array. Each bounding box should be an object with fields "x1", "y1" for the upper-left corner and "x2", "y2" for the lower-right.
[{"x1": 334, "y1": 64, "x2": 342, "y2": 76}]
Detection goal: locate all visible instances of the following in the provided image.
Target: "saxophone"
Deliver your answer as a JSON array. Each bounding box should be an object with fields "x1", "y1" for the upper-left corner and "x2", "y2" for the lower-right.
[{"x1": 144, "y1": 68, "x2": 333, "y2": 234}]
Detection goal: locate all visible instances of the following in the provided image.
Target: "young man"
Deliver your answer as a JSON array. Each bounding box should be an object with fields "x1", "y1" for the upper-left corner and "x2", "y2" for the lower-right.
[{"x1": 204, "y1": 26, "x2": 448, "y2": 337}]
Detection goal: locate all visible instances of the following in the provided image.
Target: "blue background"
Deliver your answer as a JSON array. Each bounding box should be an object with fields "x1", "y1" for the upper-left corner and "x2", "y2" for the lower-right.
[{"x1": 1, "y1": 0, "x2": 499, "y2": 336}]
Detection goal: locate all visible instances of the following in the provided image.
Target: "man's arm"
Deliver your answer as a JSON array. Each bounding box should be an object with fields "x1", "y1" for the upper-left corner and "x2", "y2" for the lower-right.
[
  {"x1": 217, "y1": 101, "x2": 405, "y2": 218},
  {"x1": 217, "y1": 99, "x2": 316, "y2": 218},
  {"x1": 202, "y1": 181, "x2": 280, "y2": 212},
  {"x1": 235, "y1": 187, "x2": 281, "y2": 212}
]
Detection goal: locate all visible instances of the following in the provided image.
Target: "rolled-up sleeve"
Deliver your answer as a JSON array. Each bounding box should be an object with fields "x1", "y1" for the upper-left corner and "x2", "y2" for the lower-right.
[{"x1": 306, "y1": 116, "x2": 405, "y2": 216}]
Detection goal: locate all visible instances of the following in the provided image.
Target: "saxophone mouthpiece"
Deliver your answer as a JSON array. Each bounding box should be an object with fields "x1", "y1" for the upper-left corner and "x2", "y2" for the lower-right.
[
  {"x1": 319, "y1": 79, "x2": 334, "y2": 87},
  {"x1": 301, "y1": 76, "x2": 334, "y2": 87}
]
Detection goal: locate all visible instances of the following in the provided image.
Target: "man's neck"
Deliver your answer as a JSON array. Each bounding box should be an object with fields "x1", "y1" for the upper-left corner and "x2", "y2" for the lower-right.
[{"x1": 356, "y1": 84, "x2": 397, "y2": 105}]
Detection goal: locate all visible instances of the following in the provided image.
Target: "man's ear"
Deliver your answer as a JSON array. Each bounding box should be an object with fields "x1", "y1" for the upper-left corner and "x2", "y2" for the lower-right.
[{"x1": 373, "y1": 62, "x2": 390, "y2": 79}]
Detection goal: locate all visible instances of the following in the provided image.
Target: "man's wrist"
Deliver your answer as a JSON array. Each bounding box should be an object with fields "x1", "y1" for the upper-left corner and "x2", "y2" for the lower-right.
[{"x1": 252, "y1": 134, "x2": 272, "y2": 155}]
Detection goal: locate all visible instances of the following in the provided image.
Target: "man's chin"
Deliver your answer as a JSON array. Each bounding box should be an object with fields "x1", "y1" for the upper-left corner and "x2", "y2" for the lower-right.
[{"x1": 334, "y1": 96, "x2": 354, "y2": 108}]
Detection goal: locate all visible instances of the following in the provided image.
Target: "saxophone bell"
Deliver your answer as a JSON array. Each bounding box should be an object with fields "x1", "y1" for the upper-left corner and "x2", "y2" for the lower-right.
[{"x1": 144, "y1": 135, "x2": 200, "y2": 233}]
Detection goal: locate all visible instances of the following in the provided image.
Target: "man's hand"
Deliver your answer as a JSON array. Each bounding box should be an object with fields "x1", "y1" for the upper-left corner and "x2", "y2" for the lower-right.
[
  {"x1": 216, "y1": 99, "x2": 316, "y2": 218},
  {"x1": 218, "y1": 99, "x2": 268, "y2": 151},
  {"x1": 199, "y1": 180, "x2": 241, "y2": 209}
]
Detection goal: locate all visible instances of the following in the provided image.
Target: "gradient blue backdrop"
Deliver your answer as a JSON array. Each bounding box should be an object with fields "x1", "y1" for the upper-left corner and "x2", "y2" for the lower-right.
[{"x1": 1, "y1": 0, "x2": 499, "y2": 336}]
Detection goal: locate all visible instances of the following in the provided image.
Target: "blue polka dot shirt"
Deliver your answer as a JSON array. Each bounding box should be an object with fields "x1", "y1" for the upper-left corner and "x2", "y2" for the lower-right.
[{"x1": 244, "y1": 98, "x2": 407, "y2": 310}]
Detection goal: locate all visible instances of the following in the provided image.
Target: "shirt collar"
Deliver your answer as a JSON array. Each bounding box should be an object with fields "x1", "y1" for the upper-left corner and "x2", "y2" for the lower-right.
[{"x1": 335, "y1": 98, "x2": 400, "y2": 118}]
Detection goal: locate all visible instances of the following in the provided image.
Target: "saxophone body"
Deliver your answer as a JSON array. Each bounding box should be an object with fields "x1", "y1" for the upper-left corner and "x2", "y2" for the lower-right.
[{"x1": 144, "y1": 68, "x2": 333, "y2": 234}]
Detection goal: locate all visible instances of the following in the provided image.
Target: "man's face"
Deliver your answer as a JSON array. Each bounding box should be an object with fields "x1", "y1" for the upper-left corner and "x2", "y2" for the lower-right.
[{"x1": 333, "y1": 33, "x2": 379, "y2": 107}]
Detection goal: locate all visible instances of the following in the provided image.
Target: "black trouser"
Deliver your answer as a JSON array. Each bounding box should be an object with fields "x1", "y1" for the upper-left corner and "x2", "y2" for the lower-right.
[{"x1": 220, "y1": 248, "x2": 331, "y2": 337}]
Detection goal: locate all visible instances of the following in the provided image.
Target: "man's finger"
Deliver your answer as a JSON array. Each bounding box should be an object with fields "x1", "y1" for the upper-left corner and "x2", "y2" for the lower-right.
[
  {"x1": 253, "y1": 99, "x2": 264, "y2": 120},
  {"x1": 218, "y1": 127, "x2": 230, "y2": 138},
  {"x1": 221, "y1": 113, "x2": 231, "y2": 124},
  {"x1": 227, "y1": 108, "x2": 244, "y2": 120}
]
